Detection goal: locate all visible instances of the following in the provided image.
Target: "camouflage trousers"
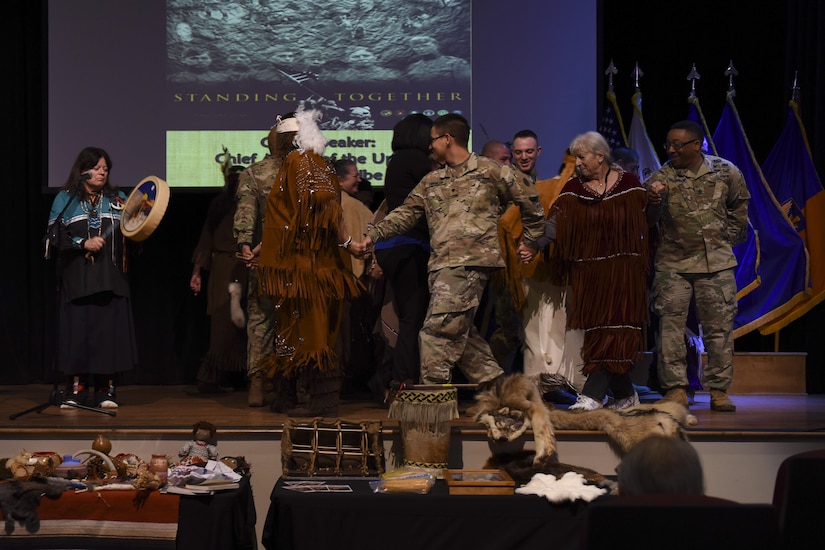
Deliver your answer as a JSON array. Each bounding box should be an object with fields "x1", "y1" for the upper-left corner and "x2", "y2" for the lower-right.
[
  {"x1": 245, "y1": 269, "x2": 275, "y2": 377},
  {"x1": 652, "y1": 268, "x2": 737, "y2": 391},
  {"x1": 419, "y1": 266, "x2": 504, "y2": 385},
  {"x1": 486, "y1": 282, "x2": 524, "y2": 373}
]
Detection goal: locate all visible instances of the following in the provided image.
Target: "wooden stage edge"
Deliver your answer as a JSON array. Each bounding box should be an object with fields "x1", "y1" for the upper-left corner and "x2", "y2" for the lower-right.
[{"x1": 2, "y1": 384, "x2": 825, "y2": 437}]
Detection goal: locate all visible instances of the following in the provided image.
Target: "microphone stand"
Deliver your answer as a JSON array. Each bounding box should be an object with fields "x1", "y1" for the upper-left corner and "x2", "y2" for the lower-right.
[{"x1": 11, "y1": 181, "x2": 116, "y2": 419}]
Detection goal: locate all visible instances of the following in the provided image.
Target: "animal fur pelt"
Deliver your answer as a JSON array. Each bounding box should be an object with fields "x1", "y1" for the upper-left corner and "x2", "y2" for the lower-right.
[
  {"x1": 228, "y1": 282, "x2": 246, "y2": 328},
  {"x1": 0, "y1": 477, "x2": 66, "y2": 534},
  {"x1": 473, "y1": 373, "x2": 698, "y2": 486}
]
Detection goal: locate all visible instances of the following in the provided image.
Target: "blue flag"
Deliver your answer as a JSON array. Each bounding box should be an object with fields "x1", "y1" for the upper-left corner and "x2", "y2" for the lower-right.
[
  {"x1": 759, "y1": 100, "x2": 825, "y2": 333},
  {"x1": 688, "y1": 97, "x2": 760, "y2": 300},
  {"x1": 713, "y1": 95, "x2": 809, "y2": 337},
  {"x1": 687, "y1": 97, "x2": 717, "y2": 155}
]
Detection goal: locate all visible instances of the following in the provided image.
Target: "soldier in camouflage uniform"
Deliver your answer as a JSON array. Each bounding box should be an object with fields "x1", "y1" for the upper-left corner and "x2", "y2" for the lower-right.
[
  {"x1": 647, "y1": 120, "x2": 750, "y2": 412},
  {"x1": 354, "y1": 114, "x2": 545, "y2": 386},
  {"x1": 233, "y1": 124, "x2": 282, "y2": 406}
]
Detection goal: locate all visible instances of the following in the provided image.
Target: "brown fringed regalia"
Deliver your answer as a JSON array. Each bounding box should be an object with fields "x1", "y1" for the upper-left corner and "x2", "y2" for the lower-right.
[
  {"x1": 256, "y1": 149, "x2": 361, "y2": 378},
  {"x1": 549, "y1": 171, "x2": 648, "y2": 375}
]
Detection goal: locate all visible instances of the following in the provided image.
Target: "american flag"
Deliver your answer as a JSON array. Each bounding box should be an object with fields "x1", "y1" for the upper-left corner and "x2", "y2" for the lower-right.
[{"x1": 598, "y1": 91, "x2": 627, "y2": 150}]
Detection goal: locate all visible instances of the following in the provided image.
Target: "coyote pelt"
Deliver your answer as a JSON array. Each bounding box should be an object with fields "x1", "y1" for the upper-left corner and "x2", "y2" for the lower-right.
[
  {"x1": 474, "y1": 373, "x2": 698, "y2": 462},
  {"x1": 228, "y1": 282, "x2": 246, "y2": 328}
]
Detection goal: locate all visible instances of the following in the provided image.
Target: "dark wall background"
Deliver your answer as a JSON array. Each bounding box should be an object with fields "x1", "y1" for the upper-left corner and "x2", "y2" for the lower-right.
[{"x1": 5, "y1": 1, "x2": 824, "y2": 391}]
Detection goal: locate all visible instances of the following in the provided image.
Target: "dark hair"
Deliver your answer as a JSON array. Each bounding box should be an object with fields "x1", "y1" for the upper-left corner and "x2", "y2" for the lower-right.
[
  {"x1": 617, "y1": 435, "x2": 705, "y2": 496},
  {"x1": 63, "y1": 147, "x2": 117, "y2": 199},
  {"x1": 512, "y1": 129, "x2": 539, "y2": 143},
  {"x1": 391, "y1": 113, "x2": 433, "y2": 153},
  {"x1": 433, "y1": 113, "x2": 470, "y2": 148},
  {"x1": 206, "y1": 165, "x2": 245, "y2": 232},
  {"x1": 612, "y1": 147, "x2": 639, "y2": 164},
  {"x1": 334, "y1": 158, "x2": 357, "y2": 179},
  {"x1": 669, "y1": 120, "x2": 704, "y2": 140}
]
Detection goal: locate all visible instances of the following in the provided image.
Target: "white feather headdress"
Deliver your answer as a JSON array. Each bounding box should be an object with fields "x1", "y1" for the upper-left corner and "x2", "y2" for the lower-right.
[{"x1": 293, "y1": 105, "x2": 327, "y2": 155}]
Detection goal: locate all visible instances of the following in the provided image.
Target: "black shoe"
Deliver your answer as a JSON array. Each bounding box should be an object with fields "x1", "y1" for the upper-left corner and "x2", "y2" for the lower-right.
[
  {"x1": 60, "y1": 389, "x2": 89, "y2": 409},
  {"x1": 95, "y1": 389, "x2": 118, "y2": 409}
]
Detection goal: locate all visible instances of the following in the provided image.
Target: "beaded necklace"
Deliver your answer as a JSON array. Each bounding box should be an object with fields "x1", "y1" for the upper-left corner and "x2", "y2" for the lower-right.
[{"x1": 81, "y1": 192, "x2": 104, "y2": 238}]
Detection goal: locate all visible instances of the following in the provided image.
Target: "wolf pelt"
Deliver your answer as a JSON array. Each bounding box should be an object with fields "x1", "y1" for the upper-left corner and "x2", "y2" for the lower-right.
[{"x1": 473, "y1": 374, "x2": 697, "y2": 486}]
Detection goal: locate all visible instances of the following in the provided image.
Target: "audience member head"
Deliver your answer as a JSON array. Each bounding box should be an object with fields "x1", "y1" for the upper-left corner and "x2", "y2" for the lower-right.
[
  {"x1": 611, "y1": 146, "x2": 640, "y2": 177},
  {"x1": 664, "y1": 120, "x2": 704, "y2": 170},
  {"x1": 481, "y1": 140, "x2": 511, "y2": 166},
  {"x1": 334, "y1": 158, "x2": 361, "y2": 197},
  {"x1": 617, "y1": 435, "x2": 705, "y2": 496},
  {"x1": 511, "y1": 130, "x2": 541, "y2": 176},
  {"x1": 391, "y1": 113, "x2": 434, "y2": 154}
]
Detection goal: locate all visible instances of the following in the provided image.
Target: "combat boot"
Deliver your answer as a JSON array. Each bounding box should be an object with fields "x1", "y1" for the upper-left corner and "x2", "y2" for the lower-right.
[
  {"x1": 710, "y1": 389, "x2": 736, "y2": 412},
  {"x1": 656, "y1": 387, "x2": 689, "y2": 408}
]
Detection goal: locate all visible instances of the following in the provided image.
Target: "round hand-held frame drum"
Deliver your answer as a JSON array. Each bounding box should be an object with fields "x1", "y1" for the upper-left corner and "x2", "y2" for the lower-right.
[{"x1": 121, "y1": 175, "x2": 170, "y2": 241}]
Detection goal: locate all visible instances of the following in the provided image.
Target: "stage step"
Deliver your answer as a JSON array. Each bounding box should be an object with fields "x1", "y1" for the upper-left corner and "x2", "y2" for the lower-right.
[{"x1": 632, "y1": 352, "x2": 807, "y2": 395}]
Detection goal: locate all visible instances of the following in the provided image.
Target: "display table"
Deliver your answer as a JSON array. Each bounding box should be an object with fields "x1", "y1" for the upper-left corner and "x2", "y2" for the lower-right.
[
  {"x1": 2, "y1": 476, "x2": 256, "y2": 550},
  {"x1": 262, "y1": 477, "x2": 587, "y2": 550},
  {"x1": 3, "y1": 487, "x2": 179, "y2": 549}
]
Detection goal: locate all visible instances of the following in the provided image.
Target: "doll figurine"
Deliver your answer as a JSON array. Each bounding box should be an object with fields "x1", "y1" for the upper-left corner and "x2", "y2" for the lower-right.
[{"x1": 178, "y1": 420, "x2": 218, "y2": 466}]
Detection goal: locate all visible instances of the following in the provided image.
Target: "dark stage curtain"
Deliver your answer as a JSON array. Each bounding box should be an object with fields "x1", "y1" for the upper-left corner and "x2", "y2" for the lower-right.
[{"x1": 4, "y1": 0, "x2": 824, "y2": 391}]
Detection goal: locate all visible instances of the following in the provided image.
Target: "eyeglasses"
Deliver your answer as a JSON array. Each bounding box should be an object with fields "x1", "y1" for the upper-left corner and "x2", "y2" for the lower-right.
[
  {"x1": 430, "y1": 133, "x2": 449, "y2": 144},
  {"x1": 662, "y1": 139, "x2": 699, "y2": 151}
]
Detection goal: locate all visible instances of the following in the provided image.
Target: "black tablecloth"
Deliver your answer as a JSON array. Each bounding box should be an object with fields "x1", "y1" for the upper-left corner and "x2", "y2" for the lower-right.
[
  {"x1": 262, "y1": 477, "x2": 587, "y2": 550},
  {"x1": 177, "y1": 474, "x2": 257, "y2": 550}
]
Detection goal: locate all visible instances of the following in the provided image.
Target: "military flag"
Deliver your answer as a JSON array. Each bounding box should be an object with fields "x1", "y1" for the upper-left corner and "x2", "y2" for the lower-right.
[
  {"x1": 712, "y1": 94, "x2": 809, "y2": 337},
  {"x1": 628, "y1": 90, "x2": 661, "y2": 181},
  {"x1": 758, "y1": 99, "x2": 825, "y2": 333}
]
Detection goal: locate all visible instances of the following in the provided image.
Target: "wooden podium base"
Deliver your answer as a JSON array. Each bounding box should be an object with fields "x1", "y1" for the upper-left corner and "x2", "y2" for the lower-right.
[{"x1": 632, "y1": 351, "x2": 807, "y2": 394}]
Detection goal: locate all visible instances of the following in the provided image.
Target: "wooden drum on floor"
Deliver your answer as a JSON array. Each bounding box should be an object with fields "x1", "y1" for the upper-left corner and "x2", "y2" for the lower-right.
[{"x1": 388, "y1": 388, "x2": 459, "y2": 476}]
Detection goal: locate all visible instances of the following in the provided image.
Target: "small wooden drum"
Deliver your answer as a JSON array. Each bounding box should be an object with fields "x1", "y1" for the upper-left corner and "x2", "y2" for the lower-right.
[
  {"x1": 388, "y1": 388, "x2": 459, "y2": 476},
  {"x1": 121, "y1": 175, "x2": 170, "y2": 241}
]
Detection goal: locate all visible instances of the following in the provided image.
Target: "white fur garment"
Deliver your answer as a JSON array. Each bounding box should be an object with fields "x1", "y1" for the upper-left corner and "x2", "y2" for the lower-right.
[{"x1": 515, "y1": 471, "x2": 607, "y2": 503}]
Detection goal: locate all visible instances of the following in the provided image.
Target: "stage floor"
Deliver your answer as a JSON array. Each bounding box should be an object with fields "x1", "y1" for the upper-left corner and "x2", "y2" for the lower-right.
[{"x1": 2, "y1": 384, "x2": 825, "y2": 439}]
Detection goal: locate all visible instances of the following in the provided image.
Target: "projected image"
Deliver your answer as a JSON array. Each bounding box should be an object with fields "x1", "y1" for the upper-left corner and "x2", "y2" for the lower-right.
[
  {"x1": 164, "y1": 0, "x2": 470, "y2": 187},
  {"x1": 166, "y1": 0, "x2": 470, "y2": 130}
]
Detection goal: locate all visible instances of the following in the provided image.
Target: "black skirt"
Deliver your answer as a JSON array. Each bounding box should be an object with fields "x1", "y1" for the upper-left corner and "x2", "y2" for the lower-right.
[{"x1": 57, "y1": 290, "x2": 138, "y2": 375}]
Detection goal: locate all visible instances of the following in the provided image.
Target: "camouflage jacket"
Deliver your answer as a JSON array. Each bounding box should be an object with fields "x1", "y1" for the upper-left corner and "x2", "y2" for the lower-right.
[
  {"x1": 367, "y1": 153, "x2": 545, "y2": 272},
  {"x1": 647, "y1": 154, "x2": 750, "y2": 273},
  {"x1": 233, "y1": 157, "x2": 281, "y2": 249}
]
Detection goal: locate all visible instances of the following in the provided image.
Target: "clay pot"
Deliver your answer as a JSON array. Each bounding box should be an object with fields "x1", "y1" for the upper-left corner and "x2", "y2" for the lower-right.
[
  {"x1": 149, "y1": 454, "x2": 169, "y2": 481},
  {"x1": 54, "y1": 455, "x2": 88, "y2": 480}
]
